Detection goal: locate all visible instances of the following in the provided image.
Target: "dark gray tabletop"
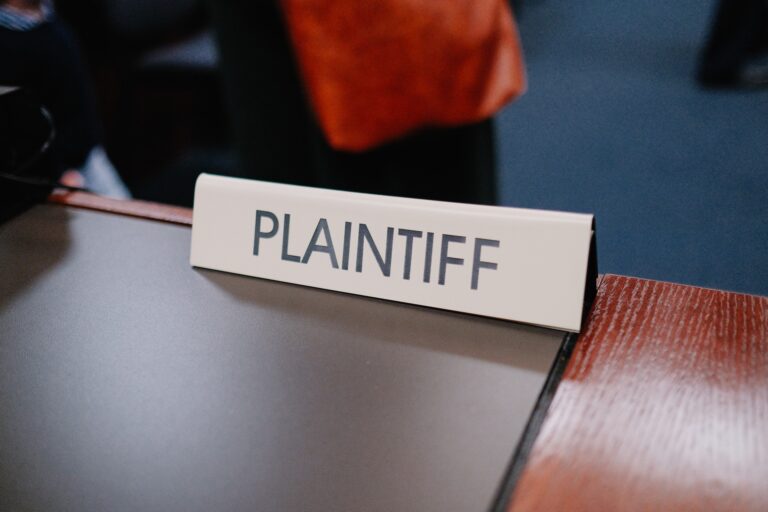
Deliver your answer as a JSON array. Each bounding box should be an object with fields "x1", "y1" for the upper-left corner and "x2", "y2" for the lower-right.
[{"x1": 0, "y1": 205, "x2": 564, "y2": 512}]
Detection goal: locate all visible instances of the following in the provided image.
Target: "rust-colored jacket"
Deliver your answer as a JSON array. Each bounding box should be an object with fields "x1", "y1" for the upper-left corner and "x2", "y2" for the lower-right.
[{"x1": 281, "y1": 0, "x2": 526, "y2": 151}]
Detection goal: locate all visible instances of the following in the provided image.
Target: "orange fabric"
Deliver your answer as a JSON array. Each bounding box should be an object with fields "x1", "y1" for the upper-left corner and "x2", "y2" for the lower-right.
[{"x1": 280, "y1": 0, "x2": 526, "y2": 152}]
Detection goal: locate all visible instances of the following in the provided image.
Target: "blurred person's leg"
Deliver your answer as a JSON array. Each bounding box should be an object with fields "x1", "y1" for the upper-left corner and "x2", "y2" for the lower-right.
[
  {"x1": 698, "y1": 0, "x2": 768, "y2": 86},
  {"x1": 322, "y1": 120, "x2": 497, "y2": 205},
  {"x1": 208, "y1": 0, "x2": 318, "y2": 186},
  {"x1": 80, "y1": 146, "x2": 131, "y2": 199},
  {"x1": 209, "y1": 0, "x2": 498, "y2": 204}
]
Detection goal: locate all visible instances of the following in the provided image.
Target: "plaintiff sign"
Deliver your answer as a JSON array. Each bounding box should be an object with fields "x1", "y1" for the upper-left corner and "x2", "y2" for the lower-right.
[{"x1": 190, "y1": 174, "x2": 595, "y2": 332}]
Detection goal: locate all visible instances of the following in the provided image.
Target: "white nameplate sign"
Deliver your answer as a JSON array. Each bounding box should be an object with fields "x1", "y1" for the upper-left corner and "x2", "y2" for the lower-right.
[{"x1": 190, "y1": 174, "x2": 596, "y2": 332}]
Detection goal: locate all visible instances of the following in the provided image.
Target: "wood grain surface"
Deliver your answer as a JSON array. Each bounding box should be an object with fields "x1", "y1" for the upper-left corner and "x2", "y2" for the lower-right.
[
  {"x1": 508, "y1": 274, "x2": 768, "y2": 512},
  {"x1": 48, "y1": 190, "x2": 193, "y2": 226}
]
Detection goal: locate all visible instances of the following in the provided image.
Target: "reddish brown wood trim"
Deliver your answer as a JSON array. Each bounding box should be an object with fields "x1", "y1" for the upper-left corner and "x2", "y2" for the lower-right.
[
  {"x1": 48, "y1": 190, "x2": 192, "y2": 226},
  {"x1": 508, "y1": 275, "x2": 768, "y2": 512}
]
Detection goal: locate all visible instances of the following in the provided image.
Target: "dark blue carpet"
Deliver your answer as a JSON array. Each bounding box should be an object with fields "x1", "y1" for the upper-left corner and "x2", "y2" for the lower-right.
[{"x1": 497, "y1": 0, "x2": 768, "y2": 296}]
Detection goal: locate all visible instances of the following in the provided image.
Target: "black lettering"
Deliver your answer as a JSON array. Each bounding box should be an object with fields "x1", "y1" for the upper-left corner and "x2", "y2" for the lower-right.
[
  {"x1": 254, "y1": 210, "x2": 278, "y2": 256},
  {"x1": 398, "y1": 229, "x2": 422, "y2": 280},
  {"x1": 301, "y1": 218, "x2": 339, "y2": 268},
  {"x1": 471, "y1": 238, "x2": 499, "y2": 290},
  {"x1": 356, "y1": 224, "x2": 394, "y2": 277},
  {"x1": 281, "y1": 213, "x2": 301, "y2": 262},
  {"x1": 439, "y1": 234, "x2": 466, "y2": 285},
  {"x1": 423, "y1": 232, "x2": 434, "y2": 283}
]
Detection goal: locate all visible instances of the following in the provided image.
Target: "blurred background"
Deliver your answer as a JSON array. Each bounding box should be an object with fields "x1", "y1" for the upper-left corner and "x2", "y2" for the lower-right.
[
  {"x1": 497, "y1": 1, "x2": 768, "y2": 299},
  {"x1": 21, "y1": 0, "x2": 768, "y2": 295}
]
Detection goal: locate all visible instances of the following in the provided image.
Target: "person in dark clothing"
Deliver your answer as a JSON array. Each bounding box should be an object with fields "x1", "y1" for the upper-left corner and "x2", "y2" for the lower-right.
[
  {"x1": 0, "y1": 0, "x2": 129, "y2": 196},
  {"x1": 208, "y1": 0, "x2": 498, "y2": 205},
  {"x1": 697, "y1": 0, "x2": 768, "y2": 87}
]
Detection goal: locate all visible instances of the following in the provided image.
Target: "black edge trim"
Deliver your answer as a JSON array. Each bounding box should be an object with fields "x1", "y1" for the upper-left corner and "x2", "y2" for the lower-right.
[{"x1": 488, "y1": 330, "x2": 580, "y2": 512}]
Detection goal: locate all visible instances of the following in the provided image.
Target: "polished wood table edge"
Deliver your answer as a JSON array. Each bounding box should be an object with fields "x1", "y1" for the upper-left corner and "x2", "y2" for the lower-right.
[
  {"x1": 48, "y1": 190, "x2": 193, "y2": 226},
  {"x1": 600, "y1": 273, "x2": 768, "y2": 301},
  {"x1": 507, "y1": 274, "x2": 768, "y2": 512}
]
